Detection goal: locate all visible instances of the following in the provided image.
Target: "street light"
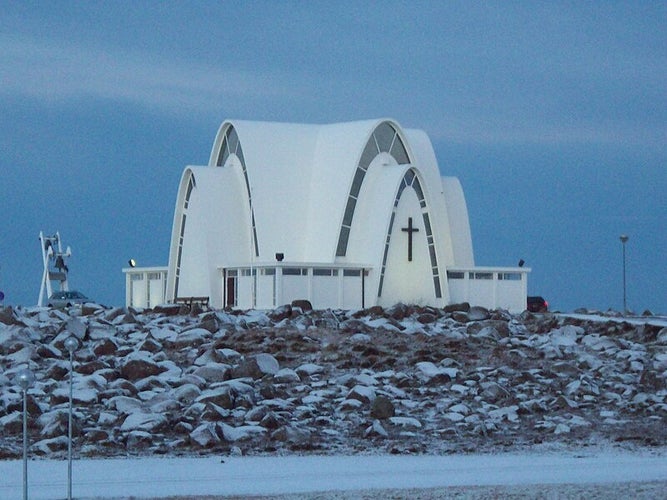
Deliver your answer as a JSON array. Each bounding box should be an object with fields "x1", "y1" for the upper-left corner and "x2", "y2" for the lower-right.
[
  {"x1": 16, "y1": 369, "x2": 35, "y2": 500},
  {"x1": 620, "y1": 235, "x2": 629, "y2": 314},
  {"x1": 64, "y1": 335, "x2": 79, "y2": 500}
]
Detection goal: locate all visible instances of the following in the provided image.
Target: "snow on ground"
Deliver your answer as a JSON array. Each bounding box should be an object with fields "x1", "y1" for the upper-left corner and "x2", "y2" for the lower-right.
[
  {"x1": 559, "y1": 313, "x2": 667, "y2": 328},
  {"x1": 0, "y1": 447, "x2": 666, "y2": 499}
]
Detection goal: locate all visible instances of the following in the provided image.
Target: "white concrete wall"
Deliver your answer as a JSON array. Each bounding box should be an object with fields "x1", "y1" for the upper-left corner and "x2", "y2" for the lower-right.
[
  {"x1": 446, "y1": 267, "x2": 529, "y2": 313},
  {"x1": 256, "y1": 271, "x2": 275, "y2": 309},
  {"x1": 441, "y1": 177, "x2": 474, "y2": 267},
  {"x1": 222, "y1": 264, "x2": 368, "y2": 310},
  {"x1": 167, "y1": 166, "x2": 253, "y2": 308},
  {"x1": 147, "y1": 274, "x2": 165, "y2": 308},
  {"x1": 404, "y1": 129, "x2": 457, "y2": 271},
  {"x1": 304, "y1": 120, "x2": 388, "y2": 262},
  {"x1": 378, "y1": 188, "x2": 436, "y2": 307},
  {"x1": 341, "y1": 272, "x2": 364, "y2": 310},
  {"x1": 123, "y1": 267, "x2": 168, "y2": 308},
  {"x1": 131, "y1": 276, "x2": 146, "y2": 308},
  {"x1": 312, "y1": 272, "x2": 340, "y2": 309},
  {"x1": 343, "y1": 159, "x2": 403, "y2": 304}
]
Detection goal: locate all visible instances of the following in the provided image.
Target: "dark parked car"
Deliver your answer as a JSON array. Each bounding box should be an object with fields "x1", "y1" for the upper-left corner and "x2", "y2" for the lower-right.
[
  {"x1": 527, "y1": 296, "x2": 548, "y2": 313},
  {"x1": 48, "y1": 290, "x2": 90, "y2": 308}
]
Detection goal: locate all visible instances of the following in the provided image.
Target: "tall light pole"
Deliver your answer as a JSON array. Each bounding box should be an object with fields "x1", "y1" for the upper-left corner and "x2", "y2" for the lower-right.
[
  {"x1": 620, "y1": 234, "x2": 629, "y2": 314},
  {"x1": 64, "y1": 336, "x2": 79, "y2": 500},
  {"x1": 16, "y1": 369, "x2": 35, "y2": 500}
]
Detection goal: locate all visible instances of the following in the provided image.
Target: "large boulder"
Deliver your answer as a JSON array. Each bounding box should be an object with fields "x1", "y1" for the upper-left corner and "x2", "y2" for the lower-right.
[
  {"x1": 346, "y1": 385, "x2": 376, "y2": 404},
  {"x1": 370, "y1": 395, "x2": 395, "y2": 419},
  {"x1": 120, "y1": 412, "x2": 168, "y2": 432},
  {"x1": 190, "y1": 423, "x2": 220, "y2": 447},
  {"x1": 125, "y1": 430, "x2": 154, "y2": 450},
  {"x1": 468, "y1": 306, "x2": 490, "y2": 321},
  {"x1": 93, "y1": 338, "x2": 118, "y2": 357},
  {"x1": 195, "y1": 387, "x2": 234, "y2": 409},
  {"x1": 268, "y1": 304, "x2": 292, "y2": 322},
  {"x1": 231, "y1": 354, "x2": 279, "y2": 379},
  {"x1": 291, "y1": 299, "x2": 313, "y2": 312},
  {"x1": 255, "y1": 353, "x2": 280, "y2": 375},
  {"x1": 271, "y1": 425, "x2": 312, "y2": 447},
  {"x1": 444, "y1": 302, "x2": 470, "y2": 313},
  {"x1": 120, "y1": 358, "x2": 166, "y2": 381},
  {"x1": 193, "y1": 363, "x2": 230, "y2": 383},
  {"x1": 0, "y1": 307, "x2": 24, "y2": 326}
]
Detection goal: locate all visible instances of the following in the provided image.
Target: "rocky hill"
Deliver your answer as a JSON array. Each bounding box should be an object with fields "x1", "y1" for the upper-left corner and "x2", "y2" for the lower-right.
[{"x1": 0, "y1": 303, "x2": 665, "y2": 459}]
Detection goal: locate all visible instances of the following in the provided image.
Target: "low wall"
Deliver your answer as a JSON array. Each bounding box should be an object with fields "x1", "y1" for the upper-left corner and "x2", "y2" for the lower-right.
[{"x1": 446, "y1": 266, "x2": 529, "y2": 313}]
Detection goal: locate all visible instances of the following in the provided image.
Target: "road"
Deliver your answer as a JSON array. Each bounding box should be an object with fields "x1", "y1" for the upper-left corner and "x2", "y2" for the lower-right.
[{"x1": 1, "y1": 448, "x2": 665, "y2": 499}]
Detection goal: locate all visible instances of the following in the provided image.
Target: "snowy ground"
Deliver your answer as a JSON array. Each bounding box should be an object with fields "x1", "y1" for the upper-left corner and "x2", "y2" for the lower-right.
[
  {"x1": 559, "y1": 313, "x2": 667, "y2": 328},
  {"x1": 1, "y1": 447, "x2": 666, "y2": 499}
]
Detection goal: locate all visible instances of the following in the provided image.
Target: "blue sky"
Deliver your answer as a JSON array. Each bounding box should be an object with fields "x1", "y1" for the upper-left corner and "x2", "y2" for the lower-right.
[{"x1": 1, "y1": 1, "x2": 665, "y2": 313}]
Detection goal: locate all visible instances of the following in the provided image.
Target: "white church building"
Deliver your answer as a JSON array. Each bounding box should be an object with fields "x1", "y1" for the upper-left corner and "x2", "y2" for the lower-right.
[{"x1": 124, "y1": 118, "x2": 529, "y2": 312}]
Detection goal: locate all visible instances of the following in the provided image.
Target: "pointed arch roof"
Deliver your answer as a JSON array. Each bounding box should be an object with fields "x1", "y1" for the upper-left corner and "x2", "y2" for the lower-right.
[{"x1": 203, "y1": 118, "x2": 441, "y2": 263}]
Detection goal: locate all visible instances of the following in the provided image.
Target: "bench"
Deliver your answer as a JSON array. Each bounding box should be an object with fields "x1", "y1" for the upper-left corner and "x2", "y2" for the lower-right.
[{"x1": 174, "y1": 296, "x2": 210, "y2": 309}]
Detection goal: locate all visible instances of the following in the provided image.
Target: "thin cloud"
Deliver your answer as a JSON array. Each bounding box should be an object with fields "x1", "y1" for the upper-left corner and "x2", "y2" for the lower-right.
[
  {"x1": 0, "y1": 35, "x2": 302, "y2": 114},
  {"x1": 425, "y1": 116, "x2": 667, "y2": 149},
  {"x1": 2, "y1": 35, "x2": 663, "y2": 150}
]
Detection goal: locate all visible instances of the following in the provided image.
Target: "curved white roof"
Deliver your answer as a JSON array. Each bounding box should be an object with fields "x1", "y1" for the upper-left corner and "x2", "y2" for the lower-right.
[{"x1": 205, "y1": 118, "x2": 447, "y2": 263}]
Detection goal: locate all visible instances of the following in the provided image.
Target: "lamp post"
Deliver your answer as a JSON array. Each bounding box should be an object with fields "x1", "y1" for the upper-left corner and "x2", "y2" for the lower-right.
[
  {"x1": 16, "y1": 369, "x2": 35, "y2": 500},
  {"x1": 620, "y1": 235, "x2": 629, "y2": 314},
  {"x1": 64, "y1": 336, "x2": 79, "y2": 500}
]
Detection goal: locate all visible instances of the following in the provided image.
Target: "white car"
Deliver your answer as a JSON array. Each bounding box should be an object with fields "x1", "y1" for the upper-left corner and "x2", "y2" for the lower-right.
[{"x1": 48, "y1": 290, "x2": 90, "y2": 308}]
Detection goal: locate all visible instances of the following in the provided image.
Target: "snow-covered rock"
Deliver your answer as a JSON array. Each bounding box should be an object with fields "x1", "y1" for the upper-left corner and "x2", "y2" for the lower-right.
[
  {"x1": 414, "y1": 361, "x2": 458, "y2": 382},
  {"x1": 0, "y1": 303, "x2": 665, "y2": 459},
  {"x1": 120, "y1": 412, "x2": 167, "y2": 432},
  {"x1": 220, "y1": 423, "x2": 266, "y2": 442}
]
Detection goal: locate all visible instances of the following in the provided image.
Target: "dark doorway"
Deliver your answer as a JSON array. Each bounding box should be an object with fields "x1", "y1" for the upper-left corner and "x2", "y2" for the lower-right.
[{"x1": 226, "y1": 276, "x2": 236, "y2": 307}]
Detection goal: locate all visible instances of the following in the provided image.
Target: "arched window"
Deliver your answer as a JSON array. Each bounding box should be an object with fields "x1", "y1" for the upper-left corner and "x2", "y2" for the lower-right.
[
  {"x1": 215, "y1": 125, "x2": 259, "y2": 257},
  {"x1": 336, "y1": 121, "x2": 410, "y2": 256},
  {"x1": 174, "y1": 174, "x2": 196, "y2": 298},
  {"x1": 377, "y1": 168, "x2": 442, "y2": 299}
]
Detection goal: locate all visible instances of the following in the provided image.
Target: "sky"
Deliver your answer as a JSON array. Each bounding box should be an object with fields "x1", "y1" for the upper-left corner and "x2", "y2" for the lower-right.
[{"x1": 1, "y1": 1, "x2": 665, "y2": 313}]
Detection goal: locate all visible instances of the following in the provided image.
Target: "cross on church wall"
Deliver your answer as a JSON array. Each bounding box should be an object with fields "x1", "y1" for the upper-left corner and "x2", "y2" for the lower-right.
[{"x1": 401, "y1": 217, "x2": 419, "y2": 262}]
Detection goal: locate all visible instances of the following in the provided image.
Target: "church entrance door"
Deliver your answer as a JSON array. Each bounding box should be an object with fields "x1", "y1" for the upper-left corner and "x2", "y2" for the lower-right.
[{"x1": 226, "y1": 276, "x2": 236, "y2": 307}]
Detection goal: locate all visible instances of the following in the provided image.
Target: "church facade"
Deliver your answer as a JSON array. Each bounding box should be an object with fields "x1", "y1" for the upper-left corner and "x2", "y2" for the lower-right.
[{"x1": 124, "y1": 119, "x2": 529, "y2": 312}]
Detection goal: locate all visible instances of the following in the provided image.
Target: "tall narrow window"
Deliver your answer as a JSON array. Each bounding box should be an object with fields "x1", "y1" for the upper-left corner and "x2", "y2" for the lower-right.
[
  {"x1": 215, "y1": 125, "x2": 259, "y2": 257},
  {"x1": 174, "y1": 174, "x2": 195, "y2": 298},
  {"x1": 336, "y1": 121, "x2": 411, "y2": 257}
]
